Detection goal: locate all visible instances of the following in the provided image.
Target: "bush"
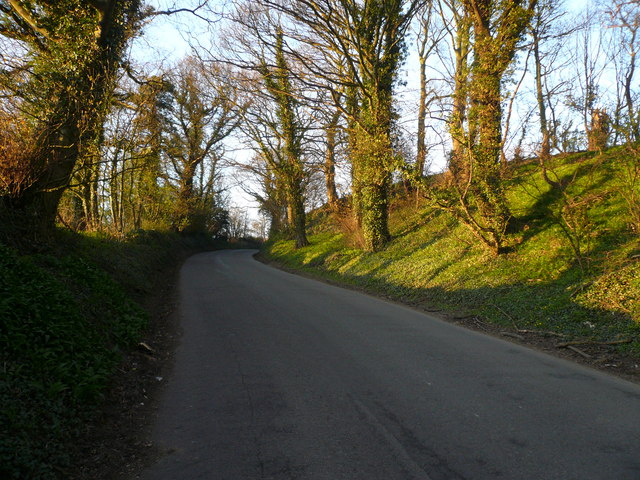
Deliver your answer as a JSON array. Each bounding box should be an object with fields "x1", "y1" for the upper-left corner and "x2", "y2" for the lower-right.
[{"x1": 0, "y1": 243, "x2": 147, "y2": 479}]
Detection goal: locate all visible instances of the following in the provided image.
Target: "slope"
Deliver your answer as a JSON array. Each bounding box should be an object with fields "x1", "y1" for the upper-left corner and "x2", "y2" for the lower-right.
[{"x1": 262, "y1": 148, "x2": 640, "y2": 377}]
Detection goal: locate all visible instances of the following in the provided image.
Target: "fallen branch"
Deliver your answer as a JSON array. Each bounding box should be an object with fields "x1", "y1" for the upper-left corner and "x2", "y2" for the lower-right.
[
  {"x1": 569, "y1": 281, "x2": 594, "y2": 298},
  {"x1": 500, "y1": 332, "x2": 525, "y2": 341},
  {"x1": 471, "y1": 317, "x2": 491, "y2": 330},
  {"x1": 490, "y1": 303, "x2": 518, "y2": 329},
  {"x1": 517, "y1": 329, "x2": 567, "y2": 338},
  {"x1": 566, "y1": 345, "x2": 592, "y2": 359},
  {"x1": 137, "y1": 341, "x2": 155, "y2": 354},
  {"x1": 556, "y1": 339, "x2": 632, "y2": 348}
]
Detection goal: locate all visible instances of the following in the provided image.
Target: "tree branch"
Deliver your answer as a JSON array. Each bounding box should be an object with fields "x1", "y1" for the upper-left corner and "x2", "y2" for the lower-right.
[
  {"x1": 143, "y1": 1, "x2": 211, "y2": 23},
  {"x1": 7, "y1": 0, "x2": 51, "y2": 40}
]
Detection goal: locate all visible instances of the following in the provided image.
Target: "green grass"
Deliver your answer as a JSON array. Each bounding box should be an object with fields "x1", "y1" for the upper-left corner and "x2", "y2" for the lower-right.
[
  {"x1": 0, "y1": 230, "x2": 218, "y2": 479},
  {"x1": 263, "y1": 149, "x2": 640, "y2": 357}
]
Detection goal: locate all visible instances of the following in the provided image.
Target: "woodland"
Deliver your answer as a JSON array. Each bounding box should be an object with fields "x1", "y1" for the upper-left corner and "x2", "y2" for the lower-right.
[
  {"x1": 0, "y1": 0, "x2": 639, "y2": 478},
  {"x1": 0, "y1": 0, "x2": 637, "y2": 253}
]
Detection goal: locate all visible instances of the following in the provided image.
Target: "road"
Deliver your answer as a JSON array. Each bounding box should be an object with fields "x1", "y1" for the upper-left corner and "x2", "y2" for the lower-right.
[{"x1": 140, "y1": 250, "x2": 640, "y2": 480}]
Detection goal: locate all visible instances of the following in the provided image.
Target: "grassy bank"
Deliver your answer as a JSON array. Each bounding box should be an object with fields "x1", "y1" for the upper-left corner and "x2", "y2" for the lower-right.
[
  {"x1": 0, "y1": 230, "x2": 219, "y2": 479},
  {"x1": 263, "y1": 149, "x2": 640, "y2": 359}
]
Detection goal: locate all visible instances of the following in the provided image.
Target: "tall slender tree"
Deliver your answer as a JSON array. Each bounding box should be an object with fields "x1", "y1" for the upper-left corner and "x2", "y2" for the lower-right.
[
  {"x1": 222, "y1": 4, "x2": 312, "y2": 247},
  {"x1": 437, "y1": 0, "x2": 472, "y2": 181},
  {"x1": 415, "y1": 1, "x2": 448, "y2": 180},
  {"x1": 454, "y1": 0, "x2": 537, "y2": 254},
  {"x1": 324, "y1": 107, "x2": 342, "y2": 211},
  {"x1": 607, "y1": 0, "x2": 639, "y2": 142},
  {"x1": 261, "y1": 0, "x2": 424, "y2": 251}
]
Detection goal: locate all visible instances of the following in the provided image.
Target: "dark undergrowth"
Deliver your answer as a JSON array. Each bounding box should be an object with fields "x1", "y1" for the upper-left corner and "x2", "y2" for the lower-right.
[{"x1": 0, "y1": 229, "x2": 224, "y2": 479}]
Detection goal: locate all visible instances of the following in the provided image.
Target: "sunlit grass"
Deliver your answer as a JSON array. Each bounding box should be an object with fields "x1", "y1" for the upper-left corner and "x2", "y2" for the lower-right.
[{"x1": 264, "y1": 150, "x2": 640, "y2": 356}]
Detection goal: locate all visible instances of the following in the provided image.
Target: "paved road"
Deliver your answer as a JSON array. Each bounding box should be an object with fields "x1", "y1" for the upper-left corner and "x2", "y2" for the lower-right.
[{"x1": 140, "y1": 250, "x2": 640, "y2": 480}]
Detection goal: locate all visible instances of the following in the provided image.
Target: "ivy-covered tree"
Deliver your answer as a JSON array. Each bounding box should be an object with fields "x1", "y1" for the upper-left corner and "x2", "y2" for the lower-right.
[
  {"x1": 257, "y1": 30, "x2": 310, "y2": 247},
  {"x1": 261, "y1": 0, "x2": 423, "y2": 251},
  {"x1": 445, "y1": 0, "x2": 537, "y2": 254},
  {"x1": 0, "y1": 0, "x2": 144, "y2": 237},
  {"x1": 344, "y1": 0, "x2": 409, "y2": 251},
  {"x1": 223, "y1": 4, "x2": 312, "y2": 248}
]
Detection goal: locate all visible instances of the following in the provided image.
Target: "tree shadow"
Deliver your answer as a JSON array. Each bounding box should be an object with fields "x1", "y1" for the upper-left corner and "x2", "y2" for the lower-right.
[
  {"x1": 327, "y1": 260, "x2": 638, "y2": 350},
  {"x1": 511, "y1": 161, "x2": 617, "y2": 246}
]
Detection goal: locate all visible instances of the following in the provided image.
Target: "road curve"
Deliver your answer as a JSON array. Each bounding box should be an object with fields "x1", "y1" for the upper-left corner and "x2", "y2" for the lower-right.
[{"x1": 140, "y1": 250, "x2": 640, "y2": 480}]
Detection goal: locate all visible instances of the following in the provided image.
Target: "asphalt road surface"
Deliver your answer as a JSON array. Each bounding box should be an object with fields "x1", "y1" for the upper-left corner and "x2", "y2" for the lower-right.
[{"x1": 140, "y1": 250, "x2": 640, "y2": 480}]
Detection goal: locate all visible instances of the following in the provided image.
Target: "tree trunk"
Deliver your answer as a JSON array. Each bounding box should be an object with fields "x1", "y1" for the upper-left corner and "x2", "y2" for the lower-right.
[
  {"x1": 351, "y1": 119, "x2": 392, "y2": 252},
  {"x1": 468, "y1": 45, "x2": 511, "y2": 252},
  {"x1": 624, "y1": 34, "x2": 638, "y2": 141},
  {"x1": 349, "y1": 56, "x2": 396, "y2": 251},
  {"x1": 109, "y1": 153, "x2": 122, "y2": 232},
  {"x1": 587, "y1": 109, "x2": 610, "y2": 152},
  {"x1": 286, "y1": 181, "x2": 309, "y2": 248},
  {"x1": 416, "y1": 45, "x2": 428, "y2": 179},
  {"x1": 448, "y1": 12, "x2": 471, "y2": 184},
  {"x1": 78, "y1": 152, "x2": 102, "y2": 231},
  {"x1": 325, "y1": 110, "x2": 340, "y2": 211},
  {"x1": 175, "y1": 162, "x2": 197, "y2": 232},
  {"x1": 2, "y1": 110, "x2": 81, "y2": 237}
]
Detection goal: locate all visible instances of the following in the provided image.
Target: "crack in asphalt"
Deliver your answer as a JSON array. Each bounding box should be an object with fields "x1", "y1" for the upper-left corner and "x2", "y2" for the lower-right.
[{"x1": 351, "y1": 396, "x2": 434, "y2": 480}]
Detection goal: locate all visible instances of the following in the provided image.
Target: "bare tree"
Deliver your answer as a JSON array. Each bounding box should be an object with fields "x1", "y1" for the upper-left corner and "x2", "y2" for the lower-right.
[
  {"x1": 528, "y1": 0, "x2": 578, "y2": 187},
  {"x1": 565, "y1": 9, "x2": 607, "y2": 151},
  {"x1": 414, "y1": 1, "x2": 449, "y2": 180},
  {"x1": 605, "y1": 0, "x2": 639, "y2": 142},
  {"x1": 160, "y1": 57, "x2": 241, "y2": 233}
]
